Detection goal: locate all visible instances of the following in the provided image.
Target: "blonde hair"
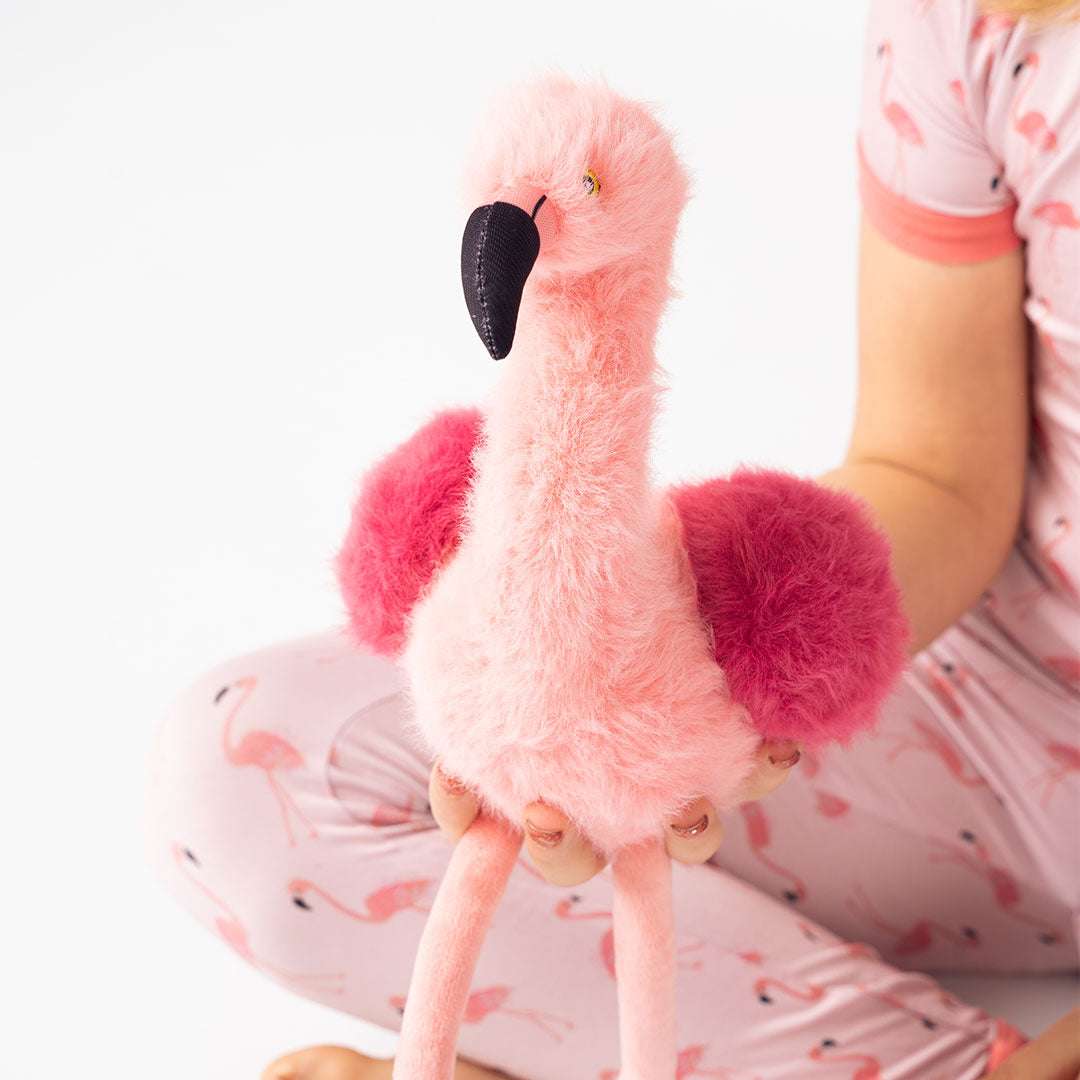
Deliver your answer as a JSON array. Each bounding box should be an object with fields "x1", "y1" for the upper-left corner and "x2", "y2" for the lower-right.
[{"x1": 980, "y1": 0, "x2": 1080, "y2": 23}]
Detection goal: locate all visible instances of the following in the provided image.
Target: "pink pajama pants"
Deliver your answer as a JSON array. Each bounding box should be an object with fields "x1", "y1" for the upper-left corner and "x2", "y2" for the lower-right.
[{"x1": 142, "y1": 608, "x2": 1078, "y2": 1079}]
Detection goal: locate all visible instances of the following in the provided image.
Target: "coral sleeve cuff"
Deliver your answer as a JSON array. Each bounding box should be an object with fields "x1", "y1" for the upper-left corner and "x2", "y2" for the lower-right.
[{"x1": 857, "y1": 139, "x2": 1022, "y2": 264}]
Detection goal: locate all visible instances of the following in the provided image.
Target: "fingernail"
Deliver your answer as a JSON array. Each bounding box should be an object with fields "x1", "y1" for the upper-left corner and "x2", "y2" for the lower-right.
[
  {"x1": 768, "y1": 748, "x2": 801, "y2": 769},
  {"x1": 525, "y1": 818, "x2": 564, "y2": 848},
  {"x1": 436, "y1": 763, "x2": 467, "y2": 798},
  {"x1": 670, "y1": 813, "x2": 710, "y2": 839}
]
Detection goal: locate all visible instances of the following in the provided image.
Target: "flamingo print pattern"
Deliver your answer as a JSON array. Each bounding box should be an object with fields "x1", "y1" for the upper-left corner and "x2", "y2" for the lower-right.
[
  {"x1": 389, "y1": 989, "x2": 575, "y2": 1044},
  {"x1": 927, "y1": 833, "x2": 1064, "y2": 945},
  {"x1": 1031, "y1": 296, "x2": 1071, "y2": 390},
  {"x1": 1033, "y1": 202, "x2": 1080, "y2": 283},
  {"x1": 845, "y1": 884, "x2": 982, "y2": 957},
  {"x1": 142, "y1": 1, "x2": 1078, "y2": 1073},
  {"x1": 289, "y1": 876, "x2": 435, "y2": 921},
  {"x1": 554, "y1": 893, "x2": 706, "y2": 978},
  {"x1": 1030, "y1": 742, "x2": 1080, "y2": 809},
  {"x1": 144, "y1": 624, "x2": 1074, "y2": 1077},
  {"x1": 881, "y1": 715, "x2": 989, "y2": 787},
  {"x1": 875, "y1": 42, "x2": 924, "y2": 195},
  {"x1": 808, "y1": 1039, "x2": 881, "y2": 1079},
  {"x1": 170, "y1": 843, "x2": 346, "y2": 994},
  {"x1": 1011, "y1": 55, "x2": 1058, "y2": 192},
  {"x1": 218, "y1": 676, "x2": 318, "y2": 847},
  {"x1": 739, "y1": 801, "x2": 808, "y2": 903}
]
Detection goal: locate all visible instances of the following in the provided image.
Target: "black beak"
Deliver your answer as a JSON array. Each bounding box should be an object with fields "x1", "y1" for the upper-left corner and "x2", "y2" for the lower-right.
[{"x1": 461, "y1": 201, "x2": 542, "y2": 359}]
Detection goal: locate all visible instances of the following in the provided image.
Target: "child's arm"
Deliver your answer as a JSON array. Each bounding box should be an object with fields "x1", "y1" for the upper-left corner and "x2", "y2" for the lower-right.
[{"x1": 814, "y1": 214, "x2": 1029, "y2": 658}]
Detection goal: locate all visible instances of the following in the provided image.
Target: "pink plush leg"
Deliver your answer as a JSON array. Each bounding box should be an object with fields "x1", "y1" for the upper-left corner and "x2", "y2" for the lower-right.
[
  {"x1": 393, "y1": 813, "x2": 524, "y2": 1080},
  {"x1": 611, "y1": 837, "x2": 677, "y2": 1080}
]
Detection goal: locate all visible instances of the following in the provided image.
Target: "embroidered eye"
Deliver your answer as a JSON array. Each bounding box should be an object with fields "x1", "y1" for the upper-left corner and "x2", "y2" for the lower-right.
[{"x1": 582, "y1": 169, "x2": 600, "y2": 197}]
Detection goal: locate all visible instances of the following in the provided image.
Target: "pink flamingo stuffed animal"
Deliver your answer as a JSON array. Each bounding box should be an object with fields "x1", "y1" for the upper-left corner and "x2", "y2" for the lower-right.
[{"x1": 337, "y1": 74, "x2": 911, "y2": 1080}]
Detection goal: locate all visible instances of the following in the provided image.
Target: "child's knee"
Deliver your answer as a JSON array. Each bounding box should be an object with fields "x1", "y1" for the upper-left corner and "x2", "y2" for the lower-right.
[{"x1": 141, "y1": 634, "x2": 427, "y2": 932}]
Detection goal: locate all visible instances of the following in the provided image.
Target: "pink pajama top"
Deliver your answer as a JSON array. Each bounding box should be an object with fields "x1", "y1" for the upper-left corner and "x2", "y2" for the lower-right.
[{"x1": 857, "y1": 0, "x2": 1079, "y2": 693}]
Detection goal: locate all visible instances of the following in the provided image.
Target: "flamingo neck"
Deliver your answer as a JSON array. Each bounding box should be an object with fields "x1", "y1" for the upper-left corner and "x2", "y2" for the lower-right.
[
  {"x1": 222, "y1": 683, "x2": 255, "y2": 758},
  {"x1": 297, "y1": 881, "x2": 369, "y2": 920},
  {"x1": 1048, "y1": 518, "x2": 1070, "y2": 552},
  {"x1": 186, "y1": 865, "x2": 242, "y2": 922},
  {"x1": 467, "y1": 256, "x2": 672, "y2": 559},
  {"x1": 1013, "y1": 64, "x2": 1034, "y2": 123},
  {"x1": 879, "y1": 51, "x2": 893, "y2": 111}
]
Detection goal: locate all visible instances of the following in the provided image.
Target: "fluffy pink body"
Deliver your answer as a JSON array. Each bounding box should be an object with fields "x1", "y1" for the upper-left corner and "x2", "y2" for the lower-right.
[{"x1": 403, "y1": 272, "x2": 759, "y2": 862}]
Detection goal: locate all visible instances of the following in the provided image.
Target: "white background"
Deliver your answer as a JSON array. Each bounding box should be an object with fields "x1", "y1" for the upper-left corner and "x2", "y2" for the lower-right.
[{"x1": 2, "y1": 1, "x2": 1074, "y2": 1077}]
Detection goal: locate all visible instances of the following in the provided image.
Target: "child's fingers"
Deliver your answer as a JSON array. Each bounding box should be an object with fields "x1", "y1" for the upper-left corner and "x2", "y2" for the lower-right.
[
  {"x1": 431, "y1": 744, "x2": 790, "y2": 878},
  {"x1": 665, "y1": 796, "x2": 724, "y2": 863},
  {"x1": 523, "y1": 800, "x2": 608, "y2": 887},
  {"x1": 429, "y1": 762, "x2": 480, "y2": 842},
  {"x1": 737, "y1": 739, "x2": 804, "y2": 803}
]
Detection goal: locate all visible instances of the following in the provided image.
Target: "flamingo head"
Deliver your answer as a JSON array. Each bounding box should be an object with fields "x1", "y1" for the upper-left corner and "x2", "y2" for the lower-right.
[
  {"x1": 876, "y1": 40, "x2": 893, "y2": 58},
  {"x1": 460, "y1": 72, "x2": 690, "y2": 358},
  {"x1": 171, "y1": 843, "x2": 201, "y2": 868},
  {"x1": 1013, "y1": 52, "x2": 1038, "y2": 76}
]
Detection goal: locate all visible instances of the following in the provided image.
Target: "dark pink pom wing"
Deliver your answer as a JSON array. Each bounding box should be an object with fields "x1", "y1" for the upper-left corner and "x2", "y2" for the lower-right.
[
  {"x1": 667, "y1": 466, "x2": 913, "y2": 748},
  {"x1": 336, "y1": 407, "x2": 483, "y2": 658}
]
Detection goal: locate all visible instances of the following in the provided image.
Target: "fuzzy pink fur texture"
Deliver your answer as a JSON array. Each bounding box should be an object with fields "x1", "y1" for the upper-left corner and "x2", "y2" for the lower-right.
[
  {"x1": 668, "y1": 467, "x2": 914, "y2": 749},
  {"x1": 335, "y1": 407, "x2": 482, "y2": 657},
  {"x1": 461, "y1": 71, "x2": 692, "y2": 280}
]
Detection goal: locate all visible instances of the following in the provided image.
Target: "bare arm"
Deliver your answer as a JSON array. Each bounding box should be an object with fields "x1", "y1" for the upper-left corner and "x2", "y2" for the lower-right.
[{"x1": 815, "y1": 215, "x2": 1029, "y2": 656}]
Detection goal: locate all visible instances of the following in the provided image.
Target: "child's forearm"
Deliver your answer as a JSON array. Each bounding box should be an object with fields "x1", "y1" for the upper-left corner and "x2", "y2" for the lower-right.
[{"x1": 814, "y1": 460, "x2": 1018, "y2": 657}]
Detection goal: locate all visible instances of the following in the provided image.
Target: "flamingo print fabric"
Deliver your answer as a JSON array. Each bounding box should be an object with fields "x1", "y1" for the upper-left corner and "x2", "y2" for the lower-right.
[{"x1": 143, "y1": 624, "x2": 1073, "y2": 1080}]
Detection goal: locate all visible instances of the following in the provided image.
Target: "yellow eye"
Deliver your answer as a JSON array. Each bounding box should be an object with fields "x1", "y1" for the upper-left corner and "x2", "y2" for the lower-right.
[{"x1": 582, "y1": 169, "x2": 600, "y2": 197}]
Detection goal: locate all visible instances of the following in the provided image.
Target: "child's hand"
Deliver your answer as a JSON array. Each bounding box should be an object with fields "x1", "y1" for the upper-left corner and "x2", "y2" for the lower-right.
[{"x1": 429, "y1": 738, "x2": 802, "y2": 888}]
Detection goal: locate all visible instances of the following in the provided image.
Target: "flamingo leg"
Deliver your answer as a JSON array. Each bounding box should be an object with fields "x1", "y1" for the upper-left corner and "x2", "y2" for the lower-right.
[
  {"x1": 1047, "y1": 229, "x2": 1061, "y2": 283},
  {"x1": 754, "y1": 851, "x2": 806, "y2": 901},
  {"x1": 499, "y1": 1007, "x2": 574, "y2": 1042},
  {"x1": 1032, "y1": 767, "x2": 1062, "y2": 809},
  {"x1": 259, "y1": 959, "x2": 347, "y2": 987},
  {"x1": 393, "y1": 813, "x2": 523, "y2": 1080},
  {"x1": 883, "y1": 736, "x2": 919, "y2": 763},
  {"x1": 999, "y1": 906, "x2": 1061, "y2": 940},
  {"x1": 265, "y1": 771, "x2": 298, "y2": 847},
  {"x1": 611, "y1": 836, "x2": 677, "y2": 1080},
  {"x1": 1011, "y1": 583, "x2": 1048, "y2": 618},
  {"x1": 270, "y1": 770, "x2": 320, "y2": 841},
  {"x1": 677, "y1": 948, "x2": 705, "y2": 971}
]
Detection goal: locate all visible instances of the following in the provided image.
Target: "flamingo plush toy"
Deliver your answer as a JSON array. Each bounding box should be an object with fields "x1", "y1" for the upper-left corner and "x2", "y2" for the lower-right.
[{"x1": 336, "y1": 74, "x2": 912, "y2": 1080}]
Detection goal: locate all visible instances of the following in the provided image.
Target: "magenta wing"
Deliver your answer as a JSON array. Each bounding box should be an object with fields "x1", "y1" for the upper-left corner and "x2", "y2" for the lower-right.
[
  {"x1": 667, "y1": 465, "x2": 913, "y2": 748},
  {"x1": 336, "y1": 407, "x2": 483, "y2": 658}
]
